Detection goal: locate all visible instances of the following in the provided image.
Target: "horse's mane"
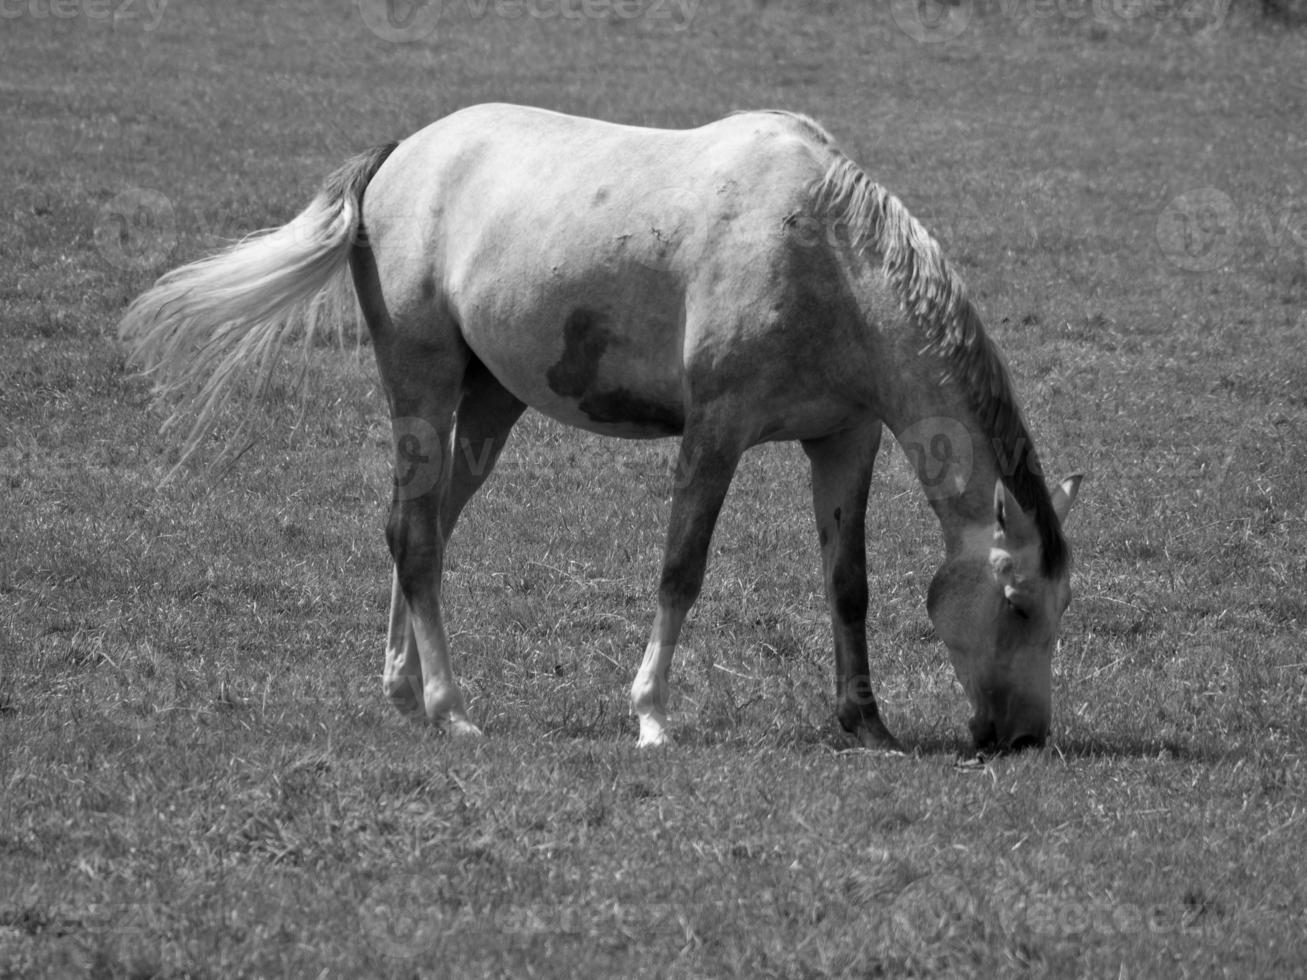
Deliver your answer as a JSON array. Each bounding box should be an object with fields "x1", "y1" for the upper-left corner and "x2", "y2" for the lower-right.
[{"x1": 813, "y1": 154, "x2": 1069, "y2": 577}]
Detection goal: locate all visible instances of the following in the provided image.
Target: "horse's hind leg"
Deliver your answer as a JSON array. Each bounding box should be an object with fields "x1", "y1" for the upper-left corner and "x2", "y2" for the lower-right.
[
  {"x1": 631, "y1": 419, "x2": 745, "y2": 746},
  {"x1": 353, "y1": 230, "x2": 520, "y2": 733},
  {"x1": 381, "y1": 357, "x2": 525, "y2": 729},
  {"x1": 801, "y1": 421, "x2": 902, "y2": 752}
]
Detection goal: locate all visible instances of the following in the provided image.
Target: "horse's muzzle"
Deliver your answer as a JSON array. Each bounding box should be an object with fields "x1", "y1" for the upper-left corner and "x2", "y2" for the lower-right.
[{"x1": 969, "y1": 716, "x2": 1048, "y2": 754}]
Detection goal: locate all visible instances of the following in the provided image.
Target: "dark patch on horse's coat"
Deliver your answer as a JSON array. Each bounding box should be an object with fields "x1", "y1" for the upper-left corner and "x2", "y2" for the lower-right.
[
  {"x1": 547, "y1": 309, "x2": 682, "y2": 434},
  {"x1": 581, "y1": 387, "x2": 682, "y2": 433},
  {"x1": 547, "y1": 309, "x2": 610, "y2": 398}
]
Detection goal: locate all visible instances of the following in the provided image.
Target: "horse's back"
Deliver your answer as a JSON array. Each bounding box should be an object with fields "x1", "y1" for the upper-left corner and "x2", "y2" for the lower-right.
[
  {"x1": 367, "y1": 103, "x2": 837, "y2": 279},
  {"x1": 360, "y1": 105, "x2": 853, "y2": 438}
]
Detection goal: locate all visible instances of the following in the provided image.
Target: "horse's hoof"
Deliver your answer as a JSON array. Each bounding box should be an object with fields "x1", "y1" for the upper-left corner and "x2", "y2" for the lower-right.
[
  {"x1": 636, "y1": 716, "x2": 670, "y2": 747},
  {"x1": 837, "y1": 713, "x2": 905, "y2": 755},
  {"x1": 383, "y1": 676, "x2": 424, "y2": 718},
  {"x1": 858, "y1": 729, "x2": 905, "y2": 755},
  {"x1": 443, "y1": 719, "x2": 483, "y2": 737}
]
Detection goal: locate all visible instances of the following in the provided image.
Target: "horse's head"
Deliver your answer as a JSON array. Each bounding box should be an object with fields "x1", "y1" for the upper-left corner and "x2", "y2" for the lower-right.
[{"x1": 927, "y1": 475, "x2": 1082, "y2": 754}]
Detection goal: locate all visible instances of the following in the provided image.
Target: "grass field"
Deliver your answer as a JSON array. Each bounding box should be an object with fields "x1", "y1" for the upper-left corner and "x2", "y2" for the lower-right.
[{"x1": 3, "y1": 0, "x2": 1306, "y2": 976}]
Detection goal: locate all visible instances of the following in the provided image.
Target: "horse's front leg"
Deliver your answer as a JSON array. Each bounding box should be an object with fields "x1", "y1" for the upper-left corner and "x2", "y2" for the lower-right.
[
  {"x1": 631, "y1": 423, "x2": 745, "y2": 746},
  {"x1": 381, "y1": 568, "x2": 424, "y2": 718},
  {"x1": 802, "y1": 422, "x2": 902, "y2": 752}
]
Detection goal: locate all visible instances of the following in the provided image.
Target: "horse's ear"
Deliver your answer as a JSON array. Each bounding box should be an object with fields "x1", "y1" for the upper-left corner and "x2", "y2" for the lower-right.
[
  {"x1": 993, "y1": 479, "x2": 1036, "y2": 544},
  {"x1": 1051, "y1": 473, "x2": 1084, "y2": 526}
]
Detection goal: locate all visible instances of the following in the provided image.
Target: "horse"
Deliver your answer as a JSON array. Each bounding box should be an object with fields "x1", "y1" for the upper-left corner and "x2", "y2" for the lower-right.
[{"x1": 119, "y1": 103, "x2": 1082, "y2": 754}]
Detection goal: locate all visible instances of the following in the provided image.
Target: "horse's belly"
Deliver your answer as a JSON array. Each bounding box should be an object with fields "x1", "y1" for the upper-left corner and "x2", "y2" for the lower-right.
[
  {"x1": 532, "y1": 395, "x2": 684, "y2": 439},
  {"x1": 462, "y1": 296, "x2": 686, "y2": 439}
]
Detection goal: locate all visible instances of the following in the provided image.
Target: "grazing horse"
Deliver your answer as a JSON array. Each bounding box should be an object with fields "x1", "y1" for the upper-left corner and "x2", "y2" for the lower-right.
[{"x1": 120, "y1": 104, "x2": 1082, "y2": 754}]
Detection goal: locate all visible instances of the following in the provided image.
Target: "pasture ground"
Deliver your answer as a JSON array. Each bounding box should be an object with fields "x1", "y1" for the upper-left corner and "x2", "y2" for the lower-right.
[{"x1": 2, "y1": 1, "x2": 1306, "y2": 976}]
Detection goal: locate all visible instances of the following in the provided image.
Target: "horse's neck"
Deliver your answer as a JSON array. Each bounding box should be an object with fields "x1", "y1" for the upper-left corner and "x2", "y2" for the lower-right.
[
  {"x1": 840, "y1": 244, "x2": 1023, "y2": 558},
  {"x1": 877, "y1": 341, "x2": 1000, "y2": 559}
]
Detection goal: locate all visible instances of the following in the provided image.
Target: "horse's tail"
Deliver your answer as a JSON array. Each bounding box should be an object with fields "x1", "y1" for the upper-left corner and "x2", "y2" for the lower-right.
[{"x1": 118, "y1": 140, "x2": 399, "y2": 475}]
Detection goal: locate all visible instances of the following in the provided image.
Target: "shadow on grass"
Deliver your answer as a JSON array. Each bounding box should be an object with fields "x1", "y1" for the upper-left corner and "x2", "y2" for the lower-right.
[
  {"x1": 779, "y1": 725, "x2": 1251, "y2": 767},
  {"x1": 898, "y1": 732, "x2": 1244, "y2": 765},
  {"x1": 514, "y1": 713, "x2": 1257, "y2": 769},
  {"x1": 1047, "y1": 734, "x2": 1246, "y2": 765},
  {"x1": 671, "y1": 717, "x2": 977, "y2": 760}
]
